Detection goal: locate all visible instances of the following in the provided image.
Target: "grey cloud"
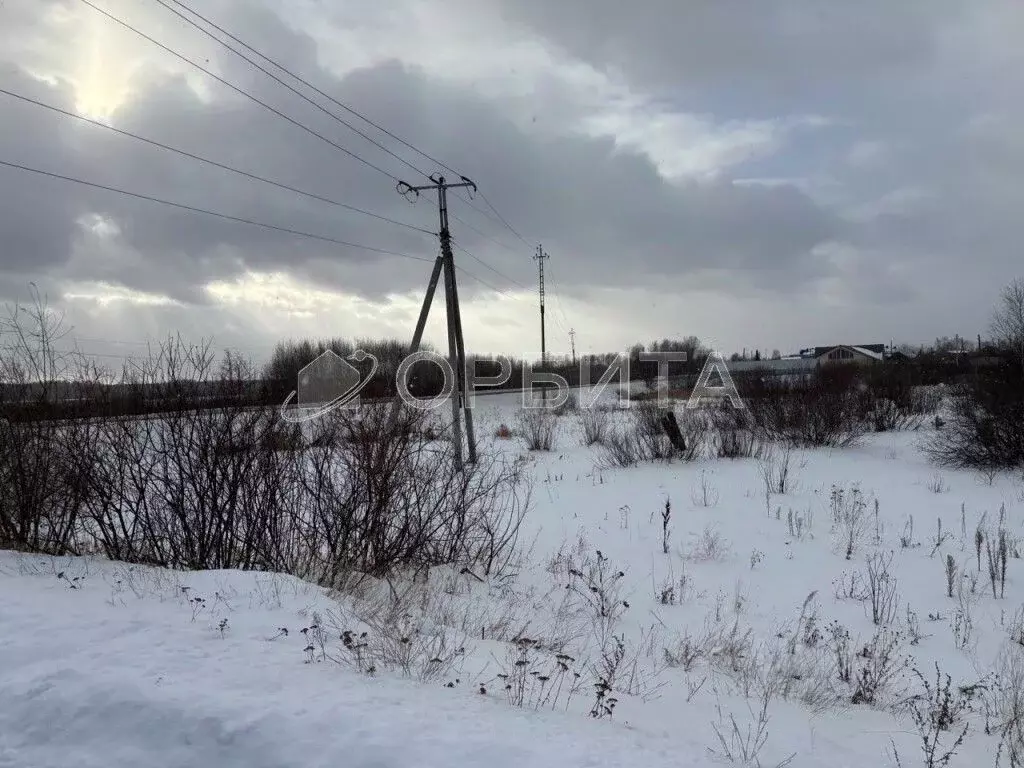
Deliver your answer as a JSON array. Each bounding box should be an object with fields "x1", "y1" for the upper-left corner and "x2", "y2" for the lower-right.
[
  {"x1": 10, "y1": 0, "x2": 1017, "y2": 355},
  {"x1": 0, "y1": 1, "x2": 845, "y2": 312},
  {"x1": 477, "y1": 0, "x2": 973, "y2": 111}
]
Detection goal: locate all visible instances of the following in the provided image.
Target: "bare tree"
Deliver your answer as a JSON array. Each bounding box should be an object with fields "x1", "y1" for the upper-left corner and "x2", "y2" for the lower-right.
[{"x1": 990, "y1": 278, "x2": 1024, "y2": 369}]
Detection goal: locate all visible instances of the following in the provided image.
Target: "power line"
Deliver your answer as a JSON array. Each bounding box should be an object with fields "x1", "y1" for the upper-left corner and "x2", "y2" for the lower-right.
[
  {"x1": 0, "y1": 159, "x2": 510, "y2": 299},
  {"x1": 0, "y1": 158, "x2": 434, "y2": 261},
  {"x1": 450, "y1": 241, "x2": 530, "y2": 291},
  {"x1": 77, "y1": 0, "x2": 402, "y2": 184},
  {"x1": 454, "y1": 266, "x2": 517, "y2": 299},
  {"x1": 142, "y1": 0, "x2": 543, "y2": 278},
  {"x1": 450, "y1": 189, "x2": 519, "y2": 232},
  {"x1": 544, "y1": 261, "x2": 573, "y2": 332},
  {"x1": 477, "y1": 189, "x2": 532, "y2": 248},
  {"x1": 162, "y1": 0, "x2": 462, "y2": 180},
  {"x1": 161, "y1": 0, "x2": 549, "y2": 275},
  {"x1": 0, "y1": 87, "x2": 434, "y2": 236},
  {"x1": 150, "y1": 0, "x2": 432, "y2": 181},
  {"x1": 449, "y1": 209, "x2": 522, "y2": 256}
]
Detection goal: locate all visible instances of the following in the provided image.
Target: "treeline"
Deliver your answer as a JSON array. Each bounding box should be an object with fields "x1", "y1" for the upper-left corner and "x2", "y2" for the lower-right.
[{"x1": 260, "y1": 334, "x2": 712, "y2": 400}]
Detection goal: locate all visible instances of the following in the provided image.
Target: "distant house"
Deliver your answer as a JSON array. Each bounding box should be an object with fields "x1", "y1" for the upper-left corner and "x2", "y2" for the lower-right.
[
  {"x1": 727, "y1": 343, "x2": 885, "y2": 376},
  {"x1": 808, "y1": 344, "x2": 885, "y2": 366}
]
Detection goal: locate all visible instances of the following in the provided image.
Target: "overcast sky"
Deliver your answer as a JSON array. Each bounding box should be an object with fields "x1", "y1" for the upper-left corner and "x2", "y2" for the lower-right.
[{"x1": 0, "y1": 0, "x2": 1021, "y2": 367}]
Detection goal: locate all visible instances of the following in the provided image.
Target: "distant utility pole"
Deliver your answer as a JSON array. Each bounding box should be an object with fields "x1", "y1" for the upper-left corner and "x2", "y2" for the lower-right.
[
  {"x1": 534, "y1": 244, "x2": 549, "y2": 401},
  {"x1": 569, "y1": 328, "x2": 577, "y2": 367},
  {"x1": 396, "y1": 174, "x2": 478, "y2": 468}
]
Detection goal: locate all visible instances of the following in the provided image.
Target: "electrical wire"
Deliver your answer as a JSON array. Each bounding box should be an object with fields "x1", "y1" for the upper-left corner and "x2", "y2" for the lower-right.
[
  {"x1": 449, "y1": 210, "x2": 521, "y2": 256},
  {"x1": 477, "y1": 189, "x2": 532, "y2": 248},
  {"x1": 1, "y1": 160, "x2": 513, "y2": 302},
  {"x1": 150, "y1": 0, "x2": 432, "y2": 181},
  {"x1": 163, "y1": 0, "x2": 460, "y2": 179},
  {"x1": 0, "y1": 158, "x2": 434, "y2": 261},
  {"x1": 450, "y1": 241, "x2": 530, "y2": 291},
  {"x1": 544, "y1": 262, "x2": 573, "y2": 331},
  {"x1": 454, "y1": 265, "x2": 520, "y2": 299},
  {"x1": 77, "y1": 0, "x2": 403, "y2": 184},
  {"x1": 0, "y1": 88, "x2": 435, "y2": 236},
  {"x1": 148, "y1": 0, "x2": 543, "y2": 277}
]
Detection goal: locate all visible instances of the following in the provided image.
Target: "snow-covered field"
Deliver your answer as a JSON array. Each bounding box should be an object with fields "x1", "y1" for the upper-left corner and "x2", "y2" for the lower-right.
[{"x1": 3, "y1": 390, "x2": 1024, "y2": 768}]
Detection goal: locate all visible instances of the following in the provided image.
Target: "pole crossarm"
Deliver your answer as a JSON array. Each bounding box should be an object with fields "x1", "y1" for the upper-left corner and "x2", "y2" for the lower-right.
[{"x1": 397, "y1": 175, "x2": 477, "y2": 198}]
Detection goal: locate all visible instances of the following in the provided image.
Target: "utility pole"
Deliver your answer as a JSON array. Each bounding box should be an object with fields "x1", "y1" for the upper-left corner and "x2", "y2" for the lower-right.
[
  {"x1": 534, "y1": 244, "x2": 549, "y2": 401},
  {"x1": 569, "y1": 328, "x2": 577, "y2": 367},
  {"x1": 396, "y1": 174, "x2": 477, "y2": 468}
]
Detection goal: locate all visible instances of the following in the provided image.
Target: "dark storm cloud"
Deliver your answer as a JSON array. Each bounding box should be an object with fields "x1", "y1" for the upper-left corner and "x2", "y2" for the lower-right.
[{"x1": 0, "y1": 0, "x2": 847, "y2": 309}]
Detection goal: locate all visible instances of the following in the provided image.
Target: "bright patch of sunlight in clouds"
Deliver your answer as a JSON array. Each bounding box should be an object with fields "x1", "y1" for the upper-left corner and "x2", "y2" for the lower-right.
[{"x1": 63, "y1": 281, "x2": 182, "y2": 307}]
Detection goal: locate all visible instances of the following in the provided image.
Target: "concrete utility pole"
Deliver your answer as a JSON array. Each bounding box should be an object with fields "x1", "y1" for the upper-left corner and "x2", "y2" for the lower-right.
[
  {"x1": 534, "y1": 244, "x2": 549, "y2": 401},
  {"x1": 396, "y1": 174, "x2": 477, "y2": 468},
  {"x1": 569, "y1": 328, "x2": 577, "y2": 367}
]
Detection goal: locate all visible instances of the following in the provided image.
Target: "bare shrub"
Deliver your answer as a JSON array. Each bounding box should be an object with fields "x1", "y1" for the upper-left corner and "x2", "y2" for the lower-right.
[
  {"x1": 893, "y1": 664, "x2": 972, "y2": 768},
  {"x1": 663, "y1": 608, "x2": 753, "y2": 679},
  {"x1": 866, "y1": 551, "x2": 900, "y2": 626},
  {"x1": 744, "y1": 366, "x2": 868, "y2": 448},
  {"x1": 915, "y1": 386, "x2": 944, "y2": 414},
  {"x1": 516, "y1": 407, "x2": 559, "y2": 451},
  {"x1": 758, "y1": 444, "x2": 798, "y2": 495},
  {"x1": 830, "y1": 484, "x2": 870, "y2": 559},
  {"x1": 691, "y1": 470, "x2": 719, "y2": 508},
  {"x1": 923, "y1": 372, "x2": 1024, "y2": 471},
  {"x1": 487, "y1": 637, "x2": 584, "y2": 710},
  {"x1": 833, "y1": 570, "x2": 871, "y2": 602},
  {"x1": 687, "y1": 525, "x2": 731, "y2": 562},
  {"x1": 296, "y1": 403, "x2": 530, "y2": 581},
  {"x1": 950, "y1": 594, "x2": 975, "y2": 653},
  {"x1": 786, "y1": 507, "x2": 814, "y2": 541},
  {"x1": 868, "y1": 398, "x2": 924, "y2": 433},
  {"x1": 707, "y1": 688, "x2": 796, "y2": 767},
  {"x1": 599, "y1": 427, "x2": 641, "y2": 468},
  {"x1": 630, "y1": 401, "x2": 675, "y2": 460},
  {"x1": 332, "y1": 602, "x2": 468, "y2": 683},
  {"x1": 554, "y1": 391, "x2": 579, "y2": 416},
  {"x1": 985, "y1": 524, "x2": 1010, "y2": 599},
  {"x1": 929, "y1": 517, "x2": 952, "y2": 557},
  {"x1": 599, "y1": 403, "x2": 703, "y2": 467},
  {"x1": 0, "y1": 316, "x2": 530, "y2": 585},
  {"x1": 708, "y1": 403, "x2": 762, "y2": 459},
  {"x1": 990, "y1": 648, "x2": 1024, "y2": 767},
  {"x1": 1006, "y1": 606, "x2": 1024, "y2": 649},
  {"x1": 634, "y1": 401, "x2": 706, "y2": 460},
  {"x1": 578, "y1": 407, "x2": 609, "y2": 446},
  {"x1": 663, "y1": 628, "x2": 708, "y2": 671},
  {"x1": 923, "y1": 288, "x2": 1024, "y2": 472},
  {"x1": 829, "y1": 622, "x2": 909, "y2": 707},
  {"x1": 566, "y1": 549, "x2": 630, "y2": 650},
  {"x1": 0, "y1": 290, "x2": 102, "y2": 555},
  {"x1": 926, "y1": 474, "x2": 949, "y2": 494}
]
